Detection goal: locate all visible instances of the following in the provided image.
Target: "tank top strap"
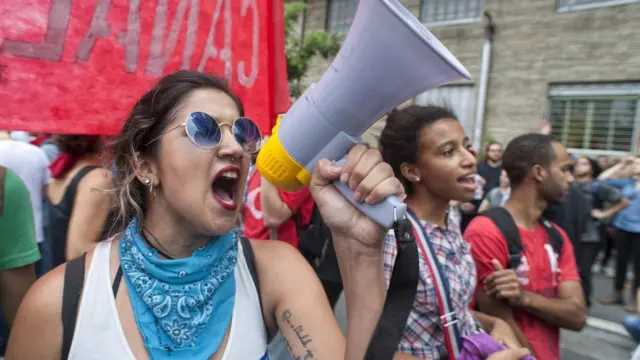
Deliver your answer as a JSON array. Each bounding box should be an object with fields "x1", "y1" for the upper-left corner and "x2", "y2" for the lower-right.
[{"x1": 59, "y1": 166, "x2": 100, "y2": 209}]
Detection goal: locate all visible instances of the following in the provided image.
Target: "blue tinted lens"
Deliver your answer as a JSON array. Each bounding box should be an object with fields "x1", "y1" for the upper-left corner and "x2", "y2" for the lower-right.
[
  {"x1": 233, "y1": 117, "x2": 262, "y2": 153},
  {"x1": 185, "y1": 112, "x2": 221, "y2": 149}
]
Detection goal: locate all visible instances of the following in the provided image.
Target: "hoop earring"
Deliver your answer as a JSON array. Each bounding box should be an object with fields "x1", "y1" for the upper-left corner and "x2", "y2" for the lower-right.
[{"x1": 150, "y1": 184, "x2": 157, "y2": 199}]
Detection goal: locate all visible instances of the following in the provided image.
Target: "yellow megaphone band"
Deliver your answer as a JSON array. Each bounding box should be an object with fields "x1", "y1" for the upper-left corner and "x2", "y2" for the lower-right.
[{"x1": 256, "y1": 114, "x2": 312, "y2": 192}]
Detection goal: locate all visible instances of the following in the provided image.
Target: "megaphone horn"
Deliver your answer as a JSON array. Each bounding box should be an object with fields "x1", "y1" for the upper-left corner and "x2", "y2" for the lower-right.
[{"x1": 257, "y1": 0, "x2": 471, "y2": 228}]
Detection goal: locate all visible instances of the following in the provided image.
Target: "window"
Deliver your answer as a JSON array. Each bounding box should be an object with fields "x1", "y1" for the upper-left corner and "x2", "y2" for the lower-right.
[
  {"x1": 326, "y1": 0, "x2": 358, "y2": 33},
  {"x1": 420, "y1": 0, "x2": 483, "y2": 26},
  {"x1": 557, "y1": 0, "x2": 640, "y2": 12},
  {"x1": 416, "y1": 84, "x2": 477, "y2": 141},
  {"x1": 548, "y1": 84, "x2": 640, "y2": 153}
]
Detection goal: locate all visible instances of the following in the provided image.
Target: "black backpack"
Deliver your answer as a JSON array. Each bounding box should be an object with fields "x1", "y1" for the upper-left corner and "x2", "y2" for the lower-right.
[
  {"x1": 295, "y1": 204, "x2": 332, "y2": 265},
  {"x1": 481, "y1": 207, "x2": 564, "y2": 269}
]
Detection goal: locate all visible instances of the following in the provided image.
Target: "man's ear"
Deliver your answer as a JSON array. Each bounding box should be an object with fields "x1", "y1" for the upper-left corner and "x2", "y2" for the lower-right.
[
  {"x1": 400, "y1": 162, "x2": 420, "y2": 184},
  {"x1": 531, "y1": 164, "x2": 547, "y2": 184},
  {"x1": 131, "y1": 152, "x2": 161, "y2": 186}
]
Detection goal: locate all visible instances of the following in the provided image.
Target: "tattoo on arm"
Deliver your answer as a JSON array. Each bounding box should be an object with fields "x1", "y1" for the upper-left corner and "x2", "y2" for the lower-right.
[{"x1": 282, "y1": 309, "x2": 315, "y2": 359}]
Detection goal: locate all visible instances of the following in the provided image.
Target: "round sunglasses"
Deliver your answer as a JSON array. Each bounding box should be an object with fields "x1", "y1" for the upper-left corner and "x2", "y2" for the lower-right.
[{"x1": 146, "y1": 112, "x2": 263, "y2": 153}]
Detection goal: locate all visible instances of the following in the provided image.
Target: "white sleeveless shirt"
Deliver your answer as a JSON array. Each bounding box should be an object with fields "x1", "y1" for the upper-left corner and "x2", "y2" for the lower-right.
[{"x1": 68, "y1": 240, "x2": 269, "y2": 359}]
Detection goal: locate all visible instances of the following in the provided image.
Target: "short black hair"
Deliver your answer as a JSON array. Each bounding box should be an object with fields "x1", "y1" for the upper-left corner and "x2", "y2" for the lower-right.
[
  {"x1": 379, "y1": 105, "x2": 458, "y2": 194},
  {"x1": 503, "y1": 133, "x2": 558, "y2": 189}
]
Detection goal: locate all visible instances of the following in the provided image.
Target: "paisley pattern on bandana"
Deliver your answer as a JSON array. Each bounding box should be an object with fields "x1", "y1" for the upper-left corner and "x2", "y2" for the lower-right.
[{"x1": 119, "y1": 218, "x2": 237, "y2": 359}]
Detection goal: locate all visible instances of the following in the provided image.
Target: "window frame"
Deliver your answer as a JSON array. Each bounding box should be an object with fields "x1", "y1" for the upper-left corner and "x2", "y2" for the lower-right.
[
  {"x1": 418, "y1": 0, "x2": 484, "y2": 27},
  {"x1": 325, "y1": 0, "x2": 358, "y2": 34},
  {"x1": 547, "y1": 84, "x2": 640, "y2": 156},
  {"x1": 556, "y1": 0, "x2": 640, "y2": 13}
]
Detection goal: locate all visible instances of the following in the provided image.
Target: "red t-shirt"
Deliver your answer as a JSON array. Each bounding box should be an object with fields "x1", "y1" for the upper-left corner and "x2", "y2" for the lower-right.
[
  {"x1": 464, "y1": 216, "x2": 580, "y2": 360},
  {"x1": 242, "y1": 171, "x2": 314, "y2": 248}
]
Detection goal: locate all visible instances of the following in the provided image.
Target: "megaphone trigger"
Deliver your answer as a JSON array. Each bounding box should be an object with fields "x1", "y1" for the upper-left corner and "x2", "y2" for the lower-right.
[
  {"x1": 333, "y1": 179, "x2": 407, "y2": 229},
  {"x1": 332, "y1": 157, "x2": 407, "y2": 229}
]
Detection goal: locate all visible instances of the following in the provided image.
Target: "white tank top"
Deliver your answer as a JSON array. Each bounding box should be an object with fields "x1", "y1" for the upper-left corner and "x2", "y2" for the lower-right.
[{"x1": 68, "y1": 240, "x2": 269, "y2": 359}]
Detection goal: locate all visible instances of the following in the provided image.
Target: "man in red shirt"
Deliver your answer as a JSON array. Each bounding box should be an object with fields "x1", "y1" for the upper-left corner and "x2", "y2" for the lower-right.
[
  {"x1": 242, "y1": 169, "x2": 314, "y2": 248},
  {"x1": 464, "y1": 133, "x2": 586, "y2": 360}
]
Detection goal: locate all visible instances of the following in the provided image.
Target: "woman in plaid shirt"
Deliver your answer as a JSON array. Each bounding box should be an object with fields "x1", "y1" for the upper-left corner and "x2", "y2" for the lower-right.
[{"x1": 379, "y1": 105, "x2": 528, "y2": 360}]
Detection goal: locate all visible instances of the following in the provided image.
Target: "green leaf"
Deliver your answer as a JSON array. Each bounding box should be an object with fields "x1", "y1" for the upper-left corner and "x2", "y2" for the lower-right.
[{"x1": 285, "y1": 2, "x2": 343, "y2": 97}]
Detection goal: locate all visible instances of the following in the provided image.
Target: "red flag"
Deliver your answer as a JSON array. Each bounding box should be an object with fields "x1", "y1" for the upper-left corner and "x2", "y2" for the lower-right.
[{"x1": 0, "y1": 0, "x2": 290, "y2": 135}]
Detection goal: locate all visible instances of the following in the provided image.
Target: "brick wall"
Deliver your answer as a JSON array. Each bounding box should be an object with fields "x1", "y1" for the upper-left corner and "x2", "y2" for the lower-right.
[{"x1": 300, "y1": 0, "x2": 640, "y2": 152}]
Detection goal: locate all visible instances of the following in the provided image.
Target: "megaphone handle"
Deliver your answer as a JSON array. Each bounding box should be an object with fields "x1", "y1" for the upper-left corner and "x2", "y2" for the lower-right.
[{"x1": 332, "y1": 165, "x2": 407, "y2": 229}]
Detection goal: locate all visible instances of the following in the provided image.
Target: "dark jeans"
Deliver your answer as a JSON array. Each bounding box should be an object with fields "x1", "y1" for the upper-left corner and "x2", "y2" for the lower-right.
[
  {"x1": 624, "y1": 315, "x2": 640, "y2": 343},
  {"x1": 601, "y1": 226, "x2": 616, "y2": 269},
  {"x1": 614, "y1": 230, "x2": 640, "y2": 292},
  {"x1": 35, "y1": 239, "x2": 53, "y2": 278},
  {"x1": 578, "y1": 242, "x2": 601, "y2": 307}
]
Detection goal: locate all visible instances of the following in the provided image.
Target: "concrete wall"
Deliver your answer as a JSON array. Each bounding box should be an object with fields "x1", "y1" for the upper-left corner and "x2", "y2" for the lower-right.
[{"x1": 300, "y1": 0, "x2": 640, "y2": 152}]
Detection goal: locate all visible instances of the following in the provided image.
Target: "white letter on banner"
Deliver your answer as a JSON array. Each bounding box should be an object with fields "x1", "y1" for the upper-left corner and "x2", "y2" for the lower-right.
[
  {"x1": 198, "y1": 0, "x2": 232, "y2": 83},
  {"x1": 237, "y1": 0, "x2": 259, "y2": 88}
]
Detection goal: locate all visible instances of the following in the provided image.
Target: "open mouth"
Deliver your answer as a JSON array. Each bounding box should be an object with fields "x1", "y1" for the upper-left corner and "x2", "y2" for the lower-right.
[
  {"x1": 458, "y1": 174, "x2": 478, "y2": 189},
  {"x1": 212, "y1": 167, "x2": 240, "y2": 211}
]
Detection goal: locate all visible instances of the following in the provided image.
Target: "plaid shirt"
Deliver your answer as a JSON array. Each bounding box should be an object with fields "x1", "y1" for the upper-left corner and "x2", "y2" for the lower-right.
[{"x1": 383, "y1": 209, "x2": 480, "y2": 359}]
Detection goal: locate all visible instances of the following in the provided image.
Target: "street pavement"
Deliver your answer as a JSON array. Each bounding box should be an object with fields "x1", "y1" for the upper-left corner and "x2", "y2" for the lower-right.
[{"x1": 590, "y1": 271, "x2": 631, "y2": 324}]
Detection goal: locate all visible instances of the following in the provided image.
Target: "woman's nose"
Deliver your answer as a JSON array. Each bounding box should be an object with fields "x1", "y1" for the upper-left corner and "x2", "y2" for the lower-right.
[{"x1": 217, "y1": 127, "x2": 244, "y2": 159}]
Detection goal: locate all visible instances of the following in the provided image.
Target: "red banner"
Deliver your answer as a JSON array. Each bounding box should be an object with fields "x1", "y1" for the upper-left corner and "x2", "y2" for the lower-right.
[{"x1": 0, "y1": 0, "x2": 290, "y2": 135}]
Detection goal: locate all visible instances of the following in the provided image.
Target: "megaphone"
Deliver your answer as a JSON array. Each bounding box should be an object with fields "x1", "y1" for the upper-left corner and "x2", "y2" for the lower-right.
[{"x1": 257, "y1": 0, "x2": 471, "y2": 228}]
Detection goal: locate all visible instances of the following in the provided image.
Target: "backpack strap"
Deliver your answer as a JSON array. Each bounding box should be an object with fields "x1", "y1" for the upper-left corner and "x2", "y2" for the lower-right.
[
  {"x1": 239, "y1": 236, "x2": 271, "y2": 341},
  {"x1": 482, "y1": 207, "x2": 523, "y2": 269},
  {"x1": 61, "y1": 253, "x2": 87, "y2": 360},
  {"x1": 540, "y1": 217, "x2": 563, "y2": 257},
  {"x1": 364, "y1": 216, "x2": 420, "y2": 360}
]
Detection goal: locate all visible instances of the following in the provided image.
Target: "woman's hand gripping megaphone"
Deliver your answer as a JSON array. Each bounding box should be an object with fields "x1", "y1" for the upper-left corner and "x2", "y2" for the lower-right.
[{"x1": 310, "y1": 144, "x2": 406, "y2": 254}]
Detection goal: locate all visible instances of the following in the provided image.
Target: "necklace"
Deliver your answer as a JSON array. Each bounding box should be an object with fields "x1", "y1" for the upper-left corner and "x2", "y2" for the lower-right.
[{"x1": 140, "y1": 229, "x2": 175, "y2": 260}]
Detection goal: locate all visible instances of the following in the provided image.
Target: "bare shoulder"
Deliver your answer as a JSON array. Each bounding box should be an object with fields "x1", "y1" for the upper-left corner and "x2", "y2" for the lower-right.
[
  {"x1": 78, "y1": 167, "x2": 114, "y2": 191},
  {"x1": 19, "y1": 263, "x2": 66, "y2": 320},
  {"x1": 7, "y1": 249, "x2": 95, "y2": 359},
  {"x1": 17, "y1": 248, "x2": 95, "y2": 320}
]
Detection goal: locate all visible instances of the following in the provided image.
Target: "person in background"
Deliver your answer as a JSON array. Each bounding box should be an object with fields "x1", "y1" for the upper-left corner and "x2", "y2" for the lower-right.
[
  {"x1": 0, "y1": 166, "x2": 40, "y2": 356},
  {"x1": 598, "y1": 156, "x2": 640, "y2": 311},
  {"x1": 478, "y1": 141, "x2": 504, "y2": 195},
  {"x1": 570, "y1": 156, "x2": 628, "y2": 307},
  {"x1": 465, "y1": 133, "x2": 586, "y2": 360},
  {"x1": 243, "y1": 170, "x2": 314, "y2": 249},
  {"x1": 478, "y1": 170, "x2": 511, "y2": 213},
  {"x1": 380, "y1": 105, "x2": 525, "y2": 359},
  {"x1": 45, "y1": 135, "x2": 114, "y2": 268},
  {"x1": 0, "y1": 131, "x2": 52, "y2": 277},
  {"x1": 597, "y1": 155, "x2": 611, "y2": 173},
  {"x1": 30, "y1": 133, "x2": 60, "y2": 164}
]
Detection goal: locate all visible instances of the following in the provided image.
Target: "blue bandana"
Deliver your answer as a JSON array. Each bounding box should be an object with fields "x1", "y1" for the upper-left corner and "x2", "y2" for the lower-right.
[{"x1": 119, "y1": 219, "x2": 237, "y2": 359}]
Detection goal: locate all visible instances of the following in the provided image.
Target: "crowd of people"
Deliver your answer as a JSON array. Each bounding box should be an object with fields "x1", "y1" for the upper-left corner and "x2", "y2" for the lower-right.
[{"x1": 0, "y1": 70, "x2": 639, "y2": 360}]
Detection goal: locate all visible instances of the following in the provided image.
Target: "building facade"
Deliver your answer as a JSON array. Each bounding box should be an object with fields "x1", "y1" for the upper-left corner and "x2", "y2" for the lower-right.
[{"x1": 299, "y1": 0, "x2": 640, "y2": 155}]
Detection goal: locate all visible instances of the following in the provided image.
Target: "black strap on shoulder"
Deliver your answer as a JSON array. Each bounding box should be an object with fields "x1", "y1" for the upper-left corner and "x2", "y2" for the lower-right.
[
  {"x1": 239, "y1": 237, "x2": 270, "y2": 340},
  {"x1": 482, "y1": 207, "x2": 523, "y2": 269},
  {"x1": 60, "y1": 166, "x2": 100, "y2": 208},
  {"x1": 112, "y1": 267, "x2": 123, "y2": 298},
  {"x1": 540, "y1": 217, "x2": 564, "y2": 256},
  {"x1": 364, "y1": 217, "x2": 419, "y2": 360},
  {"x1": 61, "y1": 253, "x2": 87, "y2": 360}
]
